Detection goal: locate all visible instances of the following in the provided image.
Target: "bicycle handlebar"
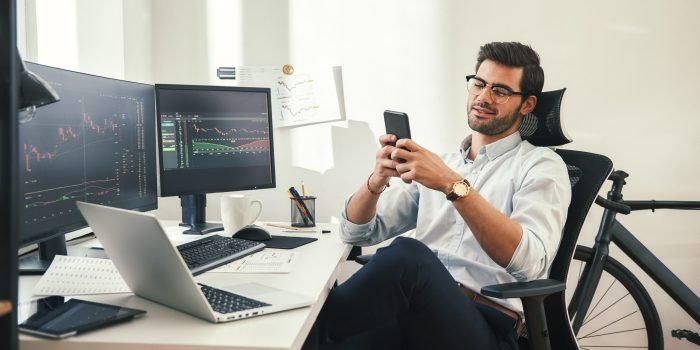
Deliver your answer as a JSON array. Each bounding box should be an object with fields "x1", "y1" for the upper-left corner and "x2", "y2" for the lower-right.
[
  {"x1": 602, "y1": 170, "x2": 700, "y2": 213},
  {"x1": 595, "y1": 195, "x2": 631, "y2": 214}
]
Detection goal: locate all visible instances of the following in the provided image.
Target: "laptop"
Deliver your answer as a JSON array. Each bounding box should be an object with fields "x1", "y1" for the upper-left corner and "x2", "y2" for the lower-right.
[{"x1": 76, "y1": 201, "x2": 314, "y2": 323}]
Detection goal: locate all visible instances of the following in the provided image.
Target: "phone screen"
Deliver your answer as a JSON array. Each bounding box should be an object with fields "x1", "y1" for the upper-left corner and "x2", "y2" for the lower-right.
[
  {"x1": 384, "y1": 110, "x2": 411, "y2": 162},
  {"x1": 384, "y1": 110, "x2": 411, "y2": 146}
]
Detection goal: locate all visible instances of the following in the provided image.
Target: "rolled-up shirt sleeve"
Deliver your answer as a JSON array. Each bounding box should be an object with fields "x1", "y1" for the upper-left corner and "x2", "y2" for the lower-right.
[
  {"x1": 340, "y1": 180, "x2": 420, "y2": 247},
  {"x1": 505, "y1": 149, "x2": 571, "y2": 281}
]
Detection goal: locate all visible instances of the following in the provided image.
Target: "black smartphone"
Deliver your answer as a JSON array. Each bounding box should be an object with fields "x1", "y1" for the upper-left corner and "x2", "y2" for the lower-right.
[
  {"x1": 384, "y1": 110, "x2": 412, "y2": 162},
  {"x1": 384, "y1": 110, "x2": 411, "y2": 146}
]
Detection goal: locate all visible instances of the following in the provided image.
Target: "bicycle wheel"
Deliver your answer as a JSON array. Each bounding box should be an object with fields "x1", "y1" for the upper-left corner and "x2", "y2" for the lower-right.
[{"x1": 566, "y1": 245, "x2": 664, "y2": 349}]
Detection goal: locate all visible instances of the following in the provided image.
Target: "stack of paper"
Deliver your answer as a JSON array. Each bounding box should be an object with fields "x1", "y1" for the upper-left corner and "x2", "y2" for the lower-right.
[{"x1": 210, "y1": 252, "x2": 297, "y2": 274}]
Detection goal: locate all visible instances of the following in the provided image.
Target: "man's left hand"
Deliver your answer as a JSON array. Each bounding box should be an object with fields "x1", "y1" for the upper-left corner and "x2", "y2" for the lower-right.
[{"x1": 392, "y1": 139, "x2": 462, "y2": 193}]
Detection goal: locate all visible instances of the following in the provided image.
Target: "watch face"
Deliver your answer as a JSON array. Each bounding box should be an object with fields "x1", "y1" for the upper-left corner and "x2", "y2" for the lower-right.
[
  {"x1": 447, "y1": 180, "x2": 470, "y2": 201},
  {"x1": 454, "y1": 182, "x2": 469, "y2": 196}
]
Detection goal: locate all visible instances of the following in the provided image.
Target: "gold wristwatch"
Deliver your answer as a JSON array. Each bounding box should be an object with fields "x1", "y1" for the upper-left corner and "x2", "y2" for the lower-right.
[{"x1": 446, "y1": 179, "x2": 471, "y2": 201}]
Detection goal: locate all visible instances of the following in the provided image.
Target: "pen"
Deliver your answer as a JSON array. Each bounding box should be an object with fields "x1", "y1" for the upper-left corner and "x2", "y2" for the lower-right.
[
  {"x1": 289, "y1": 187, "x2": 314, "y2": 222},
  {"x1": 282, "y1": 229, "x2": 331, "y2": 234},
  {"x1": 287, "y1": 189, "x2": 311, "y2": 225},
  {"x1": 265, "y1": 222, "x2": 300, "y2": 230}
]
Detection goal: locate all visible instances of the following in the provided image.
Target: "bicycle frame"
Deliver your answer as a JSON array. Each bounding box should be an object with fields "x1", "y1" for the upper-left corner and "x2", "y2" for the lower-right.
[{"x1": 568, "y1": 171, "x2": 700, "y2": 334}]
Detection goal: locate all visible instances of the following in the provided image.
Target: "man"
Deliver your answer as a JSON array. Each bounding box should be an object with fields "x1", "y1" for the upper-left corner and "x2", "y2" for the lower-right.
[{"x1": 318, "y1": 42, "x2": 572, "y2": 349}]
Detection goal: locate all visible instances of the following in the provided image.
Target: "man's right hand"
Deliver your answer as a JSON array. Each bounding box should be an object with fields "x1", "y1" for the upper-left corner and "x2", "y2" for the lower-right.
[
  {"x1": 345, "y1": 134, "x2": 402, "y2": 224},
  {"x1": 369, "y1": 134, "x2": 401, "y2": 192}
]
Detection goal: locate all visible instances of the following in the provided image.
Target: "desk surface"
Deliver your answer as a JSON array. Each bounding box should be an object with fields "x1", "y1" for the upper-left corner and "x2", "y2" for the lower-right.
[{"x1": 19, "y1": 222, "x2": 351, "y2": 350}]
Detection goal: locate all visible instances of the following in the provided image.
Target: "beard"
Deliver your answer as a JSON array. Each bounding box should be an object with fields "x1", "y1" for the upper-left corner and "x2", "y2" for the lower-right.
[{"x1": 467, "y1": 102, "x2": 521, "y2": 136}]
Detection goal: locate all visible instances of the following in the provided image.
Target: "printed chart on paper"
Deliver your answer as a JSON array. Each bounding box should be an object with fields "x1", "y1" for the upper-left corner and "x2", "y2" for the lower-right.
[{"x1": 236, "y1": 66, "x2": 344, "y2": 127}]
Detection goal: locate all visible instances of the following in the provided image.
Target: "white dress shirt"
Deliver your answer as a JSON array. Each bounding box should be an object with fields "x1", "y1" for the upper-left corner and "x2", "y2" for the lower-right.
[{"x1": 340, "y1": 132, "x2": 572, "y2": 314}]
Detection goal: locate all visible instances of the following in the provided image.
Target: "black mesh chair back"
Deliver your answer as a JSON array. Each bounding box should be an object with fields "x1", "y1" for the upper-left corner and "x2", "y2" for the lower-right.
[
  {"x1": 549, "y1": 152, "x2": 612, "y2": 284},
  {"x1": 490, "y1": 89, "x2": 613, "y2": 349}
]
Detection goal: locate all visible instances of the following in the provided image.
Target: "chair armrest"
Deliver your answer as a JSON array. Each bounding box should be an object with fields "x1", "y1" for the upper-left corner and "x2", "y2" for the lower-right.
[
  {"x1": 354, "y1": 253, "x2": 375, "y2": 265},
  {"x1": 481, "y1": 279, "x2": 565, "y2": 299}
]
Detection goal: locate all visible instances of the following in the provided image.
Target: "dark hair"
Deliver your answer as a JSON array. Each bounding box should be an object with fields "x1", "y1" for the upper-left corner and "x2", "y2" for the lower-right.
[{"x1": 475, "y1": 42, "x2": 544, "y2": 97}]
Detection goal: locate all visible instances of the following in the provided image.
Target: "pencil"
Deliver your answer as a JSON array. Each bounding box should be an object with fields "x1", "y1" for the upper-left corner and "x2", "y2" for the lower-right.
[
  {"x1": 264, "y1": 223, "x2": 299, "y2": 230},
  {"x1": 282, "y1": 229, "x2": 331, "y2": 233},
  {"x1": 287, "y1": 189, "x2": 311, "y2": 225},
  {"x1": 289, "y1": 187, "x2": 315, "y2": 222},
  {"x1": 301, "y1": 181, "x2": 306, "y2": 197}
]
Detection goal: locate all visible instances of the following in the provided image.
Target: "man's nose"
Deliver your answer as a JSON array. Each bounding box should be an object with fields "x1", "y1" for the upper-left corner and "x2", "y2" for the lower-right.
[{"x1": 475, "y1": 87, "x2": 493, "y2": 104}]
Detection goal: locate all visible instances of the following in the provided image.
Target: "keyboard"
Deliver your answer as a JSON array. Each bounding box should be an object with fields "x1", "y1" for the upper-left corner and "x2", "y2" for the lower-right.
[
  {"x1": 200, "y1": 284, "x2": 270, "y2": 314},
  {"x1": 177, "y1": 235, "x2": 265, "y2": 275}
]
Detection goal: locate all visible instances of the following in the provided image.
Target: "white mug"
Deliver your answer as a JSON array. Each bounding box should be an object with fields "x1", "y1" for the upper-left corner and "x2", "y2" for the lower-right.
[{"x1": 220, "y1": 194, "x2": 263, "y2": 234}]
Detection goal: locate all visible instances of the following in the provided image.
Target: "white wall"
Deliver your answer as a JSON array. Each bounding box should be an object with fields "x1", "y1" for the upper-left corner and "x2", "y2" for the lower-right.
[{"x1": 21, "y1": 0, "x2": 700, "y2": 347}]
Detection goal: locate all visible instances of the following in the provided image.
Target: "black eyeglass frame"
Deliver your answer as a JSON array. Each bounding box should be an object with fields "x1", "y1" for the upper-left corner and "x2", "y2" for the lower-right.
[{"x1": 465, "y1": 75, "x2": 532, "y2": 103}]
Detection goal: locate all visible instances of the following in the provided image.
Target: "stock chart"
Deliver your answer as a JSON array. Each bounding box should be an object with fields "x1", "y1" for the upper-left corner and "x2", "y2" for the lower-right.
[
  {"x1": 19, "y1": 63, "x2": 156, "y2": 237},
  {"x1": 160, "y1": 113, "x2": 271, "y2": 170}
]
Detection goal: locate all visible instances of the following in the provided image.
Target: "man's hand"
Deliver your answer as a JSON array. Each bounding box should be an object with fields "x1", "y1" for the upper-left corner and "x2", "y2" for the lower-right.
[
  {"x1": 367, "y1": 134, "x2": 402, "y2": 192},
  {"x1": 345, "y1": 134, "x2": 406, "y2": 224},
  {"x1": 392, "y1": 139, "x2": 462, "y2": 193}
]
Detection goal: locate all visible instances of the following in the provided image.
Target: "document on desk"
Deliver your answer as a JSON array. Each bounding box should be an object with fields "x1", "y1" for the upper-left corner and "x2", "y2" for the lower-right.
[
  {"x1": 209, "y1": 251, "x2": 298, "y2": 273},
  {"x1": 33, "y1": 255, "x2": 130, "y2": 296}
]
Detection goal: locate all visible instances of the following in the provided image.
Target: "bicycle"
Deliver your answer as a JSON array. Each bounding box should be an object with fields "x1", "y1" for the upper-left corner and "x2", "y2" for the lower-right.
[{"x1": 566, "y1": 170, "x2": 700, "y2": 349}]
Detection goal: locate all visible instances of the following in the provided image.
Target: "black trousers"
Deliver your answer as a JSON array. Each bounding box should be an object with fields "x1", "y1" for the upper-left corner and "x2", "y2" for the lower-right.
[{"x1": 318, "y1": 237, "x2": 519, "y2": 350}]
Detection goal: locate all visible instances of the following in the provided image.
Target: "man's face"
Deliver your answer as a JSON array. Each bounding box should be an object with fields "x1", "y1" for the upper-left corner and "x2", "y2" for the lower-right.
[{"x1": 467, "y1": 60, "x2": 528, "y2": 137}]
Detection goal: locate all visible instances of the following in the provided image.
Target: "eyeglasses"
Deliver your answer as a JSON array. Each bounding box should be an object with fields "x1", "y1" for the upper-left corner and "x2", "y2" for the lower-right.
[{"x1": 465, "y1": 75, "x2": 527, "y2": 104}]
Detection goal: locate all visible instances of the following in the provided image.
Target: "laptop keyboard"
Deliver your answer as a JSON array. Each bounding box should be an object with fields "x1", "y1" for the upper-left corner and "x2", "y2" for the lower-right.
[
  {"x1": 177, "y1": 235, "x2": 265, "y2": 275},
  {"x1": 200, "y1": 284, "x2": 270, "y2": 314}
]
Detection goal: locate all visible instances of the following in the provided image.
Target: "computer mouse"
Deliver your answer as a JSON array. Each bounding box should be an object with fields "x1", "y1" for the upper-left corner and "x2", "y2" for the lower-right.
[{"x1": 232, "y1": 224, "x2": 272, "y2": 241}]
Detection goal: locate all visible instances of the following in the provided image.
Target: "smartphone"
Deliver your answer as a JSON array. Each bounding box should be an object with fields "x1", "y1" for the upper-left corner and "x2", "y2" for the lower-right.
[
  {"x1": 384, "y1": 110, "x2": 412, "y2": 162},
  {"x1": 384, "y1": 110, "x2": 411, "y2": 146}
]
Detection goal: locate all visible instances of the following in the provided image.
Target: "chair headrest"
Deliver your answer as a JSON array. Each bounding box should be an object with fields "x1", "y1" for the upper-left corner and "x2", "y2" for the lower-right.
[{"x1": 518, "y1": 88, "x2": 572, "y2": 147}]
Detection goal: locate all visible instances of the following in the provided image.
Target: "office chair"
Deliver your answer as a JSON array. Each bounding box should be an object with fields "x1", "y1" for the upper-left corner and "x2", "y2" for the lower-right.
[{"x1": 354, "y1": 89, "x2": 614, "y2": 350}]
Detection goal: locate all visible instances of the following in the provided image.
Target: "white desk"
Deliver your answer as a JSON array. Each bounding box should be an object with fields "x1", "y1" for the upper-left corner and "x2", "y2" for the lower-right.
[{"x1": 19, "y1": 222, "x2": 351, "y2": 350}]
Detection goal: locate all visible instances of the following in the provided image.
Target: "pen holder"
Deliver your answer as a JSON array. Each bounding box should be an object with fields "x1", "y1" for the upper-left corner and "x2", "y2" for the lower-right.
[{"x1": 290, "y1": 196, "x2": 316, "y2": 227}]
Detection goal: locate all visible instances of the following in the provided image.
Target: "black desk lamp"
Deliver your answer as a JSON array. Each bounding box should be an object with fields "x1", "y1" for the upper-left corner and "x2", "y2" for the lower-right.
[
  {"x1": 17, "y1": 51, "x2": 60, "y2": 122},
  {"x1": 2, "y1": 48, "x2": 60, "y2": 350},
  {"x1": 15, "y1": 51, "x2": 63, "y2": 273}
]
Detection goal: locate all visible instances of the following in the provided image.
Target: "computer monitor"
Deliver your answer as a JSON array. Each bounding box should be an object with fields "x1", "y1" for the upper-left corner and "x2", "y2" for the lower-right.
[
  {"x1": 18, "y1": 62, "x2": 158, "y2": 273},
  {"x1": 155, "y1": 84, "x2": 275, "y2": 234}
]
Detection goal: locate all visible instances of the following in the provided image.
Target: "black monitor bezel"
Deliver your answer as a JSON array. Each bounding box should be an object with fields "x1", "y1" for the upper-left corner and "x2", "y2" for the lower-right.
[
  {"x1": 18, "y1": 62, "x2": 158, "y2": 249},
  {"x1": 154, "y1": 84, "x2": 276, "y2": 197}
]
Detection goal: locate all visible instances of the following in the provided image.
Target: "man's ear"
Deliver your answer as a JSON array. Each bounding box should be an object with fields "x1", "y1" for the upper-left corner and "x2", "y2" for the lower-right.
[{"x1": 520, "y1": 95, "x2": 537, "y2": 116}]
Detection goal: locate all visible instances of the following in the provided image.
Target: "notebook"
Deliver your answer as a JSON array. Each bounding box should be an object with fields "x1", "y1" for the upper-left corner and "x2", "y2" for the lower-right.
[{"x1": 76, "y1": 202, "x2": 313, "y2": 323}]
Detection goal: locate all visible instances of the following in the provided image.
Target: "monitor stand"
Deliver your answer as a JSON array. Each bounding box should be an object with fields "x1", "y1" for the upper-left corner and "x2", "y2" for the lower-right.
[
  {"x1": 18, "y1": 235, "x2": 108, "y2": 275},
  {"x1": 179, "y1": 193, "x2": 223, "y2": 235}
]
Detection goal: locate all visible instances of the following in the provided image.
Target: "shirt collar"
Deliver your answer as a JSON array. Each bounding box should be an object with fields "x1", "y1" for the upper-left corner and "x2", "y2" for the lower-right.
[{"x1": 460, "y1": 132, "x2": 523, "y2": 161}]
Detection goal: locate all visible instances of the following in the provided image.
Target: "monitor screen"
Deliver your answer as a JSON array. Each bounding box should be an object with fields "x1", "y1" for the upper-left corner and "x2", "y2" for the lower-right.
[
  {"x1": 155, "y1": 84, "x2": 275, "y2": 197},
  {"x1": 19, "y1": 62, "x2": 158, "y2": 249}
]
